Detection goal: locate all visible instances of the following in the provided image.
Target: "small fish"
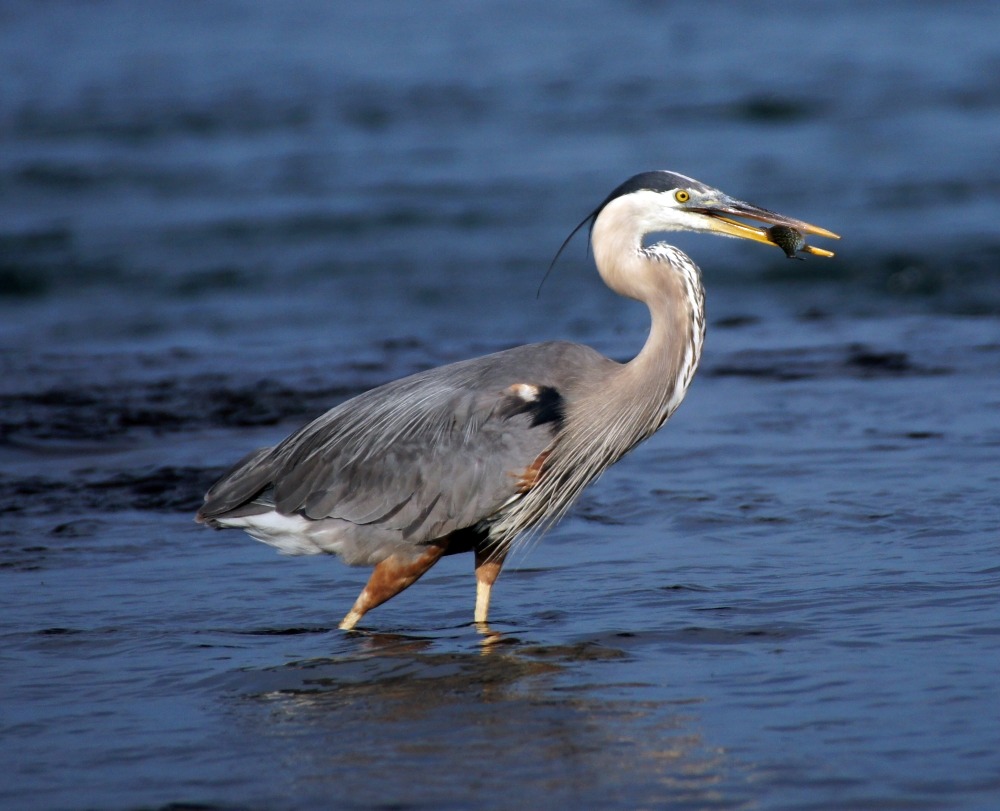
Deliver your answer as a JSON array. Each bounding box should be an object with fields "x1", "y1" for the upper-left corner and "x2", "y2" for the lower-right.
[{"x1": 767, "y1": 225, "x2": 806, "y2": 260}]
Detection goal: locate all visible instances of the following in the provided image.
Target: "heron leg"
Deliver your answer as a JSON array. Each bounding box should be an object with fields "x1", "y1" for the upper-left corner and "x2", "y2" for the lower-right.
[
  {"x1": 339, "y1": 542, "x2": 448, "y2": 631},
  {"x1": 474, "y1": 547, "x2": 506, "y2": 625}
]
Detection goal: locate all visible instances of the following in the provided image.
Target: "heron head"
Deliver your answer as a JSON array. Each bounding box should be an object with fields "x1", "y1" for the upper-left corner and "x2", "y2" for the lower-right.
[
  {"x1": 539, "y1": 170, "x2": 839, "y2": 295},
  {"x1": 593, "y1": 170, "x2": 840, "y2": 256}
]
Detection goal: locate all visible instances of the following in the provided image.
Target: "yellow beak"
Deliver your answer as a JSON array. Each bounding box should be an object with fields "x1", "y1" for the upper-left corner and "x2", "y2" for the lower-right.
[{"x1": 698, "y1": 197, "x2": 840, "y2": 257}]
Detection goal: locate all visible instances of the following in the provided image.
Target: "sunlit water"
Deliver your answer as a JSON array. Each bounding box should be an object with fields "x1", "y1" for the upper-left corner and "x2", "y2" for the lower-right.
[{"x1": 3, "y1": 3, "x2": 1000, "y2": 809}]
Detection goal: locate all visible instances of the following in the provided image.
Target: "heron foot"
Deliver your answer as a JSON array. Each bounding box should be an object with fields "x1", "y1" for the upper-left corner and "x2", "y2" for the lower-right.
[{"x1": 338, "y1": 610, "x2": 363, "y2": 631}]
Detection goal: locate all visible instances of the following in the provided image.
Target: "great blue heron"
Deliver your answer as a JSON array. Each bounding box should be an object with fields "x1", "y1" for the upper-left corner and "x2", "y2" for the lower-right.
[{"x1": 196, "y1": 170, "x2": 838, "y2": 630}]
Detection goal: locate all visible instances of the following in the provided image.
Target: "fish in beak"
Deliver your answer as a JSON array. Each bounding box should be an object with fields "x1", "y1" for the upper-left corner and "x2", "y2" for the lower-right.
[{"x1": 696, "y1": 195, "x2": 840, "y2": 258}]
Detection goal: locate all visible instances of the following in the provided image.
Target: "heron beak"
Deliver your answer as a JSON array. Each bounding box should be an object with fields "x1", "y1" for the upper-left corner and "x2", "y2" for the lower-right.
[{"x1": 696, "y1": 197, "x2": 840, "y2": 257}]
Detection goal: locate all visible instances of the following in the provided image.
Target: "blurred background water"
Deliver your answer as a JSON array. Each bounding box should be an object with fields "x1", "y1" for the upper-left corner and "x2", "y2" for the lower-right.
[{"x1": 2, "y1": 2, "x2": 999, "y2": 809}]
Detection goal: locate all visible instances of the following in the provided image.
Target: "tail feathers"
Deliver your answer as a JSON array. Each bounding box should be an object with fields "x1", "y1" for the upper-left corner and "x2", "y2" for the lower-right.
[{"x1": 196, "y1": 446, "x2": 275, "y2": 523}]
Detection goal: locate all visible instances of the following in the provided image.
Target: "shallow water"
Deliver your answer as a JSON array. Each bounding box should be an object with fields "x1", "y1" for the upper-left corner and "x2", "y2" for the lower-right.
[{"x1": 3, "y1": 2, "x2": 1000, "y2": 810}]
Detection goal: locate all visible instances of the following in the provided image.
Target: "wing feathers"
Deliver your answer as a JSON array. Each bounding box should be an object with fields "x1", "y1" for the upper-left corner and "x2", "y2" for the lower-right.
[
  {"x1": 200, "y1": 370, "x2": 566, "y2": 547},
  {"x1": 197, "y1": 341, "x2": 611, "y2": 551}
]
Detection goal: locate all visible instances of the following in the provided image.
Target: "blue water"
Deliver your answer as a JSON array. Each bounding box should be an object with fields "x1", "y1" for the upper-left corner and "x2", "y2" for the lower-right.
[{"x1": 2, "y1": 2, "x2": 1000, "y2": 809}]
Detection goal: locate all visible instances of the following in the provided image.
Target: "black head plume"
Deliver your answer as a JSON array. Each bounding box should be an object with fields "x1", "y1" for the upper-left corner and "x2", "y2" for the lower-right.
[{"x1": 537, "y1": 171, "x2": 704, "y2": 297}]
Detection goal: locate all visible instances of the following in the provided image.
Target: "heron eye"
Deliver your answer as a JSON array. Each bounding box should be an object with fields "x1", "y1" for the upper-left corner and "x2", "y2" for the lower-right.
[{"x1": 674, "y1": 189, "x2": 690, "y2": 203}]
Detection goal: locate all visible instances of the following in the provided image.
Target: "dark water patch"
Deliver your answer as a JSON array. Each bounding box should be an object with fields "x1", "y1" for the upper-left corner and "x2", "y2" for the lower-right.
[
  {"x1": 0, "y1": 227, "x2": 77, "y2": 298},
  {"x1": 10, "y1": 78, "x2": 496, "y2": 145},
  {"x1": 0, "y1": 265, "x2": 50, "y2": 297},
  {"x1": 15, "y1": 162, "x2": 110, "y2": 191},
  {"x1": 197, "y1": 379, "x2": 355, "y2": 429},
  {"x1": 845, "y1": 346, "x2": 912, "y2": 374},
  {"x1": 168, "y1": 205, "x2": 499, "y2": 250},
  {"x1": 709, "y1": 343, "x2": 950, "y2": 381},
  {"x1": 650, "y1": 487, "x2": 717, "y2": 504},
  {"x1": 580, "y1": 622, "x2": 812, "y2": 655},
  {"x1": 13, "y1": 91, "x2": 315, "y2": 143},
  {"x1": 730, "y1": 94, "x2": 824, "y2": 123},
  {"x1": 873, "y1": 177, "x2": 1000, "y2": 211},
  {"x1": 517, "y1": 640, "x2": 628, "y2": 663},
  {"x1": 853, "y1": 244, "x2": 1000, "y2": 314},
  {"x1": 881, "y1": 253, "x2": 946, "y2": 297},
  {"x1": 798, "y1": 307, "x2": 831, "y2": 321},
  {"x1": 673, "y1": 625, "x2": 810, "y2": 645},
  {"x1": 0, "y1": 544, "x2": 48, "y2": 571},
  {"x1": 714, "y1": 314, "x2": 761, "y2": 329},
  {"x1": 0, "y1": 465, "x2": 214, "y2": 515},
  {"x1": 337, "y1": 81, "x2": 490, "y2": 132},
  {"x1": 6, "y1": 156, "x2": 269, "y2": 201},
  {"x1": 709, "y1": 348, "x2": 821, "y2": 381},
  {"x1": 0, "y1": 473, "x2": 55, "y2": 509},
  {"x1": 903, "y1": 430, "x2": 944, "y2": 440},
  {"x1": 168, "y1": 266, "x2": 256, "y2": 297},
  {"x1": 0, "y1": 227, "x2": 73, "y2": 254},
  {"x1": 0, "y1": 223, "x2": 147, "y2": 302},
  {"x1": 237, "y1": 626, "x2": 332, "y2": 637},
  {"x1": 50, "y1": 519, "x2": 104, "y2": 537},
  {"x1": 81, "y1": 465, "x2": 216, "y2": 512},
  {"x1": 0, "y1": 378, "x2": 363, "y2": 444},
  {"x1": 753, "y1": 243, "x2": 1000, "y2": 315},
  {"x1": 36, "y1": 627, "x2": 84, "y2": 636},
  {"x1": 0, "y1": 254, "x2": 126, "y2": 299},
  {"x1": 576, "y1": 504, "x2": 628, "y2": 526}
]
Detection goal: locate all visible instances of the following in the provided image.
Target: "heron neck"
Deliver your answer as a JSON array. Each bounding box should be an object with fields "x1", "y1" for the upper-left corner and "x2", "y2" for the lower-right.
[
  {"x1": 486, "y1": 221, "x2": 706, "y2": 549},
  {"x1": 592, "y1": 223, "x2": 706, "y2": 436},
  {"x1": 630, "y1": 253, "x2": 705, "y2": 433}
]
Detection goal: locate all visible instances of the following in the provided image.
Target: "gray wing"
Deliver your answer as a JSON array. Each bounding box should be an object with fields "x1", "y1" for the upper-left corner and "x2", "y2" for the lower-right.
[{"x1": 198, "y1": 341, "x2": 607, "y2": 546}]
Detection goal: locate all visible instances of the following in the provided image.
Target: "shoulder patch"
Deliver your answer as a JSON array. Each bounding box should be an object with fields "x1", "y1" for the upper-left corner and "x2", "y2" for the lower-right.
[{"x1": 499, "y1": 383, "x2": 565, "y2": 429}]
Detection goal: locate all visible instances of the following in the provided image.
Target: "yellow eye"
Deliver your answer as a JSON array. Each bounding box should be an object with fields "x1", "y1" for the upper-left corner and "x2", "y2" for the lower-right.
[{"x1": 674, "y1": 189, "x2": 690, "y2": 203}]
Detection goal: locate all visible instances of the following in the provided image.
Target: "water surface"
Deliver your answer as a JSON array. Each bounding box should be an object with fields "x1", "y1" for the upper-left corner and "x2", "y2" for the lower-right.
[{"x1": 2, "y1": 3, "x2": 1000, "y2": 809}]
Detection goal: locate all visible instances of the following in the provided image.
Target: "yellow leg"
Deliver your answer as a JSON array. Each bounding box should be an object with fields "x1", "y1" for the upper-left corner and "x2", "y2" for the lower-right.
[
  {"x1": 338, "y1": 543, "x2": 447, "y2": 631},
  {"x1": 474, "y1": 548, "x2": 505, "y2": 625}
]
